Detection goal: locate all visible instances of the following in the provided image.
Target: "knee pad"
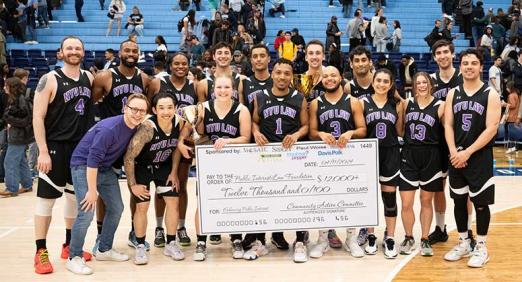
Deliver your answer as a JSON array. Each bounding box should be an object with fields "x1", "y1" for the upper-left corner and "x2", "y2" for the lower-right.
[
  {"x1": 381, "y1": 191, "x2": 397, "y2": 217},
  {"x1": 35, "y1": 197, "x2": 56, "y2": 217},
  {"x1": 64, "y1": 192, "x2": 78, "y2": 219}
]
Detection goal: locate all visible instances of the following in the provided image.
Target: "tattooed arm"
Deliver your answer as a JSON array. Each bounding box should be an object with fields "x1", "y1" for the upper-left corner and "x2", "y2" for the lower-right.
[
  {"x1": 123, "y1": 121, "x2": 154, "y2": 188},
  {"x1": 33, "y1": 73, "x2": 57, "y2": 174}
]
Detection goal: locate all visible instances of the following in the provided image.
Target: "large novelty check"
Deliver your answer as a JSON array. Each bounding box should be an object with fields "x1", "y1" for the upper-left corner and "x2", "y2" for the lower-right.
[{"x1": 196, "y1": 140, "x2": 380, "y2": 234}]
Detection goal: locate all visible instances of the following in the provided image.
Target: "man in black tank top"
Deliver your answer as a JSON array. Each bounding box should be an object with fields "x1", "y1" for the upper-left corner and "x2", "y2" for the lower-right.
[
  {"x1": 196, "y1": 42, "x2": 245, "y2": 103},
  {"x1": 242, "y1": 44, "x2": 273, "y2": 114},
  {"x1": 308, "y1": 66, "x2": 367, "y2": 258},
  {"x1": 91, "y1": 39, "x2": 152, "y2": 250},
  {"x1": 344, "y1": 46, "x2": 374, "y2": 100},
  {"x1": 32, "y1": 36, "x2": 95, "y2": 274},
  {"x1": 427, "y1": 40, "x2": 465, "y2": 246},
  {"x1": 443, "y1": 49, "x2": 501, "y2": 268},
  {"x1": 252, "y1": 58, "x2": 310, "y2": 263}
]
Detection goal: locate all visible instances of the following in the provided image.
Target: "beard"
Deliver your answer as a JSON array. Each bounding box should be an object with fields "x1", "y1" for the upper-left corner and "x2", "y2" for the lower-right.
[
  {"x1": 324, "y1": 81, "x2": 341, "y2": 93},
  {"x1": 63, "y1": 54, "x2": 82, "y2": 66},
  {"x1": 121, "y1": 56, "x2": 138, "y2": 68}
]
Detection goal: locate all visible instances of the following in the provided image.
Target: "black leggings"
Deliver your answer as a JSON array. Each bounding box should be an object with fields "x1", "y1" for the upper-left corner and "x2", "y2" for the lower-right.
[{"x1": 454, "y1": 197, "x2": 490, "y2": 236}]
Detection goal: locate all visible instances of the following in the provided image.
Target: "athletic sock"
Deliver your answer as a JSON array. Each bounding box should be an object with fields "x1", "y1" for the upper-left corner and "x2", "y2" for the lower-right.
[
  {"x1": 65, "y1": 229, "x2": 71, "y2": 246},
  {"x1": 435, "y1": 212, "x2": 445, "y2": 230},
  {"x1": 156, "y1": 217, "x2": 164, "y2": 229},
  {"x1": 136, "y1": 236, "x2": 146, "y2": 245},
  {"x1": 178, "y1": 219, "x2": 185, "y2": 229},
  {"x1": 97, "y1": 221, "x2": 103, "y2": 235},
  {"x1": 197, "y1": 235, "x2": 207, "y2": 243},
  {"x1": 36, "y1": 239, "x2": 47, "y2": 251},
  {"x1": 476, "y1": 235, "x2": 487, "y2": 244},
  {"x1": 459, "y1": 232, "x2": 468, "y2": 240},
  {"x1": 166, "y1": 234, "x2": 176, "y2": 244}
]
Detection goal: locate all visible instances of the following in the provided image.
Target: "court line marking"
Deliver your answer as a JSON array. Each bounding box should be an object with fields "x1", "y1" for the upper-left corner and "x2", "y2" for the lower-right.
[
  {"x1": 385, "y1": 203, "x2": 522, "y2": 282},
  {"x1": 0, "y1": 228, "x2": 19, "y2": 240}
]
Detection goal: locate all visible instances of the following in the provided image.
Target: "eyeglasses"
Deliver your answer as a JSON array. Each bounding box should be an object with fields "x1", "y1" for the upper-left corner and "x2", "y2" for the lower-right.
[{"x1": 126, "y1": 105, "x2": 147, "y2": 115}]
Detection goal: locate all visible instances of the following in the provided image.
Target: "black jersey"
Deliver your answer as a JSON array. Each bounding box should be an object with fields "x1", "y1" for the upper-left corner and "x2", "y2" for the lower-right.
[
  {"x1": 349, "y1": 78, "x2": 374, "y2": 100},
  {"x1": 242, "y1": 75, "x2": 272, "y2": 114},
  {"x1": 135, "y1": 115, "x2": 181, "y2": 165},
  {"x1": 99, "y1": 67, "x2": 144, "y2": 119},
  {"x1": 256, "y1": 89, "x2": 304, "y2": 142},
  {"x1": 452, "y1": 83, "x2": 493, "y2": 149},
  {"x1": 45, "y1": 69, "x2": 93, "y2": 142},
  {"x1": 308, "y1": 79, "x2": 347, "y2": 103},
  {"x1": 316, "y1": 93, "x2": 355, "y2": 138},
  {"x1": 203, "y1": 100, "x2": 243, "y2": 143},
  {"x1": 404, "y1": 97, "x2": 443, "y2": 146},
  {"x1": 431, "y1": 69, "x2": 462, "y2": 101},
  {"x1": 159, "y1": 76, "x2": 197, "y2": 109},
  {"x1": 206, "y1": 72, "x2": 241, "y2": 101},
  {"x1": 363, "y1": 96, "x2": 399, "y2": 147}
]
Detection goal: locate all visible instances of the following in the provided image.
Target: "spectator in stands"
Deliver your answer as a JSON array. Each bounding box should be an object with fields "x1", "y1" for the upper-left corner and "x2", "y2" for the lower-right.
[
  {"x1": 75, "y1": 0, "x2": 84, "y2": 22},
  {"x1": 153, "y1": 61, "x2": 168, "y2": 77},
  {"x1": 505, "y1": 81, "x2": 520, "y2": 153},
  {"x1": 509, "y1": 1, "x2": 520, "y2": 16},
  {"x1": 471, "y1": 1, "x2": 486, "y2": 46},
  {"x1": 371, "y1": 8, "x2": 384, "y2": 48},
  {"x1": 14, "y1": 0, "x2": 28, "y2": 43},
  {"x1": 347, "y1": 9, "x2": 364, "y2": 51},
  {"x1": 391, "y1": 20, "x2": 401, "y2": 52},
  {"x1": 441, "y1": 18, "x2": 457, "y2": 42},
  {"x1": 510, "y1": 11, "x2": 522, "y2": 38},
  {"x1": 231, "y1": 50, "x2": 252, "y2": 76},
  {"x1": 489, "y1": 56, "x2": 503, "y2": 94},
  {"x1": 207, "y1": 12, "x2": 222, "y2": 48},
  {"x1": 459, "y1": 0, "x2": 472, "y2": 39},
  {"x1": 127, "y1": 6, "x2": 144, "y2": 36},
  {"x1": 213, "y1": 20, "x2": 233, "y2": 45},
  {"x1": 0, "y1": 66, "x2": 7, "y2": 183},
  {"x1": 25, "y1": 0, "x2": 38, "y2": 44},
  {"x1": 441, "y1": 0, "x2": 456, "y2": 19},
  {"x1": 90, "y1": 58, "x2": 105, "y2": 74},
  {"x1": 0, "y1": 28, "x2": 6, "y2": 65},
  {"x1": 99, "y1": 0, "x2": 105, "y2": 10},
  {"x1": 246, "y1": 8, "x2": 266, "y2": 44},
  {"x1": 512, "y1": 50, "x2": 522, "y2": 92},
  {"x1": 491, "y1": 17, "x2": 506, "y2": 55},
  {"x1": 229, "y1": 0, "x2": 243, "y2": 21},
  {"x1": 274, "y1": 30, "x2": 285, "y2": 52},
  {"x1": 128, "y1": 33, "x2": 138, "y2": 43},
  {"x1": 178, "y1": 0, "x2": 190, "y2": 11},
  {"x1": 238, "y1": 23, "x2": 254, "y2": 50},
  {"x1": 190, "y1": 35, "x2": 205, "y2": 66},
  {"x1": 201, "y1": 49, "x2": 213, "y2": 65},
  {"x1": 193, "y1": 0, "x2": 201, "y2": 11},
  {"x1": 278, "y1": 31, "x2": 297, "y2": 61},
  {"x1": 341, "y1": 0, "x2": 353, "y2": 18},
  {"x1": 239, "y1": 0, "x2": 254, "y2": 25},
  {"x1": 425, "y1": 20, "x2": 443, "y2": 49},
  {"x1": 152, "y1": 35, "x2": 168, "y2": 63},
  {"x1": 327, "y1": 43, "x2": 344, "y2": 74},
  {"x1": 220, "y1": 3, "x2": 237, "y2": 30},
  {"x1": 37, "y1": 0, "x2": 49, "y2": 28},
  {"x1": 180, "y1": 10, "x2": 196, "y2": 51},
  {"x1": 326, "y1": 16, "x2": 342, "y2": 53},
  {"x1": 480, "y1": 25, "x2": 494, "y2": 59},
  {"x1": 103, "y1": 48, "x2": 118, "y2": 70},
  {"x1": 376, "y1": 54, "x2": 398, "y2": 80},
  {"x1": 374, "y1": 16, "x2": 388, "y2": 53},
  {"x1": 231, "y1": 32, "x2": 245, "y2": 51},
  {"x1": 502, "y1": 37, "x2": 520, "y2": 60},
  {"x1": 291, "y1": 28, "x2": 305, "y2": 49},
  {"x1": 54, "y1": 48, "x2": 64, "y2": 69},
  {"x1": 106, "y1": 0, "x2": 126, "y2": 36},
  {"x1": 0, "y1": 77, "x2": 33, "y2": 197},
  {"x1": 269, "y1": 0, "x2": 285, "y2": 18},
  {"x1": 399, "y1": 54, "x2": 417, "y2": 94},
  {"x1": 496, "y1": 8, "x2": 511, "y2": 31}
]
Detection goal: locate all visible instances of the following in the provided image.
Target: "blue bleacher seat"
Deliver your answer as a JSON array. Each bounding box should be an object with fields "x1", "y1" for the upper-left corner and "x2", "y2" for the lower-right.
[{"x1": 27, "y1": 49, "x2": 44, "y2": 58}]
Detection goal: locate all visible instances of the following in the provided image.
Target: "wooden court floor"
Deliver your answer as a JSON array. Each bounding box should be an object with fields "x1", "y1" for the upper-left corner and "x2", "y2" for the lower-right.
[{"x1": 0, "y1": 176, "x2": 520, "y2": 282}]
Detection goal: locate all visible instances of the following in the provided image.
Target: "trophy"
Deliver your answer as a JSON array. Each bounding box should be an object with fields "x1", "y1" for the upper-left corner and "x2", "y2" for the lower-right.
[
  {"x1": 177, "y1": 105, "x2": 201, "y2": 141},
  {"x1": 292, "y1": 73, "x2": 318, "y2": 98}
]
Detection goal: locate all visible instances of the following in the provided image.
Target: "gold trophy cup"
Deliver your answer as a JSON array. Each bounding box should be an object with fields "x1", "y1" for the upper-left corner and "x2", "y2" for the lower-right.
[
  {"x1": 178, "y1": 105, "x2": 201, "y2": 141},
  {"x1": 292, "y1": 73, "x2": 318, "y2": 98}
]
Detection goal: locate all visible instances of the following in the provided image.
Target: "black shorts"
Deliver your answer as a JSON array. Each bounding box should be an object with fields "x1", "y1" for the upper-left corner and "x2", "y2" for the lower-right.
[
  {"x1": 440, "y1": 140, "x2": 449, "y2": 177},
  {"x1": 378, "y1": 146, "x2": 400, "y2": 186},
  {"x1": 37, "y1": 141, "x2": 77, "y2": 199},
  {"x1": 448, "y1": 148, "x2": 495, "y2": 205},
  {"x1": 133, "y1": 163, "x2": 178, "y2": 203},
  {"x1": 399, "y1": 146, "x2": 444, "y2": 192}
]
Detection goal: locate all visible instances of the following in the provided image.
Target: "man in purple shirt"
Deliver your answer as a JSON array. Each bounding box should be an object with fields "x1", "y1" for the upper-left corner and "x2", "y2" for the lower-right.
[{"x1": 66, "y1": 93, "x2": 149, "y2": 275}]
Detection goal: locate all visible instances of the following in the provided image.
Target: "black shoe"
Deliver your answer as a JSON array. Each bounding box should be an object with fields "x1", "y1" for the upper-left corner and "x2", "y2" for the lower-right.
[
  {"x1": 209, "y1": 235, "x2": 222, "y2": 245},
  {"x1": 154, "y1": 227, "x2": 166, "y2": 248},
  {"x1": 468, "y1": 230, "x2": 476, "y2": 250},
  {"x1": 242, "y1": 234, "x2": 257, "y2": 250},
  {"x1": 271, "y1": 232, "x2": 289, "y2": 250},
  {"x1": 428, "y1": 225, "x2": 448, "y2": 245},
  {"x1": 177, "y1": 227, "x2": 191, "y2": 246}
]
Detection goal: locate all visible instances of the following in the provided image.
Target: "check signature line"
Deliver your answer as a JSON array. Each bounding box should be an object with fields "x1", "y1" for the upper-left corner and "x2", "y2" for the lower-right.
[
  {"x1": 280, "y1": 206, "x2": 366, "y2": 211},
  {"x1": 208, "y1": 192, "x2": 367, "y2": 200},
  {"x1": 318, "y1": 164, "x2": 365, "y2": 167}
]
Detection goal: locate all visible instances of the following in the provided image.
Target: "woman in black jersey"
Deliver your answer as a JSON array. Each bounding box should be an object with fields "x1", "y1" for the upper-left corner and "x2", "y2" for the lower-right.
[
  {"x1": 176, "y1": 75, "x2": 251, "y2": 261},
  {"x1": 360, "y1": 68, "x2": 404, "y2": 259},
  {"x1": 399, "y1": 72, "x2": 445, "y2": 257},
  {"x1": 123, "y1": 92, "x2": 185, "y2": 265}
]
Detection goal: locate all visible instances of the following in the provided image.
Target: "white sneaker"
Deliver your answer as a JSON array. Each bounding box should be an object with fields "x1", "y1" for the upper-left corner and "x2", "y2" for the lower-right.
[
  {"x1": 383, "y1": 238, "x2": 398, "y2": 259},
  {"x1": 444, "y1": 238, "x2": 472, "y2": 261},
  {"x1": 134, "y1": 244, "x2": 148, "y2": 265},
  {"x1": 506, "y1": 147, "x2": 517, "y2": 154},
  {"x1": 293, "y1": 242, "x2": 308, "y2": 263},
  {"x1": 243, "y1": 240, "x2": 269, "y2": 260},
  {"x1": 309, "y1": 237, "x2": 329, "y2": 258},
  {"x1": 231, "y1": 239, "x2": 244, "y2": 259},
  {"x1": 95, "y1": 249, "x2": 129, "y2": 262},
  {"x1": 193, "y1": 242, "x2": 207, "y2": 261},
  {"x1": 344, "y1": 238, "x2": 365, "y2": 258},
  {"x1": 66, "y1": 256, "x2": 93, "y2": 275},
  {"x1": 164, "y1": 241, "x2": 185, "y2": 260},
  {"x1": 364, "y1": 234, "x2": 378, "y2": 255},
  {"x1": 467, "y1": 242, "x2": 489, "y2": 268},
  {"x1": 280, "y1": 15, "x2": 285, "y2": 18}
]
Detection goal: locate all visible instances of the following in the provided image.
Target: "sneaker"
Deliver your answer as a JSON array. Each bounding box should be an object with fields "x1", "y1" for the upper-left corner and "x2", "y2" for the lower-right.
[
  {"x1": 0, "y1": 190, "x2": 18, "y2": 197},
  {"x1": 399, "y1": 236, "x2": 415, "y2": 255},
  {"x1": 420, "y1": 239, "x2": 433, "y2": 257},
  {"x1": 344, "y1": 238, "x2": 365, "y2": 258},
  {"x1": 92, "y1": 234, "x2": 100, "y2": 255},
  {"x1": 280, "y1": 15, "x2": 285, "y2": 18},
  {"x1": 243, "y1": 240, "x2": 269, "y2": 260},
  {"x1": 309, "y1": 236, "x2": 329, "y2": 258},
  {"x1": 134, "y1": 244, "x2": 148, "y2": 265},
  {"x1": 193, "y1": 242, "x2": 207, "y2": 261},
  {"x1": 428, "y1": 225, "x2": 448, "y2": 245},
  {"x1": 271, "y1": 232, "x2": 289, "y2": 250},
  {"x1": 242, "y1": 234, "x2": 257, "y2": 250},
  {"x1": 357, "y1": 228, "x2": 368, "y2": 246},
  {"x1": 231, "y1": 239, "x2": 244, "y2": 259},
  {"x1": 95, "y1": 249, "x2": 129, "y2": 262},
  {"x1": 177, "y1": 227, "x2": 191, "y2": 246},
  {"x1": 444, "y1": 238, "x2": 472, "y2": 261},
  {"x1": 209, "y1": 235, "x2": 222, "y2": 245},
  {"x1": 467, "y1": 242, "x2": 489, "y2": 268},
  {"x1": 383, "y1": 238, "x2": 398, "y2": 259},
  {"x1": 293, "y1": 242, "x2": 308, "y2": 263},
  {"x1": 61, "y1": 243, "x2": 93, "y2": 261},
  {"x1": 19, "y1": 187, "x2": 33, "y2": 193},
  {"x1": 154, "y1": 227, "x2": 166, "y2": 248},
  {"x1": 34, "y1": 248, "x2": 53, "y2": 274},
  {"x1": 164, "y1": 241, "x2": 185, "y2": 260},
  {"x1": 329, "y1": 5, "x2": 335, "y2": 8},
  {"x1": 506, "y1": 147, "x2": 517, "y2": 154},
  {"x1": 128, "y1": 230, "x2": 151, "y2": 250},
  {"x1": 365, "y1": 234, "x2": 378, "y2": 255},
  {"x1": 66, "y1": 256, "x2": 93, "y2": 275},
  {"x1": 468, "y1": 230, "x2": 477, "y2": 251},
  {"x1": 327, "y1": 229, "x2": 342, "y2": 248}
]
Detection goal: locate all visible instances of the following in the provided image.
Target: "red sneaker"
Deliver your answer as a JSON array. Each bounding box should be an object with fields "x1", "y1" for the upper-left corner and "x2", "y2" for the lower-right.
[
  {"x1": 61, "y1": 244, "x2": 93, "y2": 261},
  {"x1": 34, "y1": 248, "x2": 53, "y2": 274}
]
